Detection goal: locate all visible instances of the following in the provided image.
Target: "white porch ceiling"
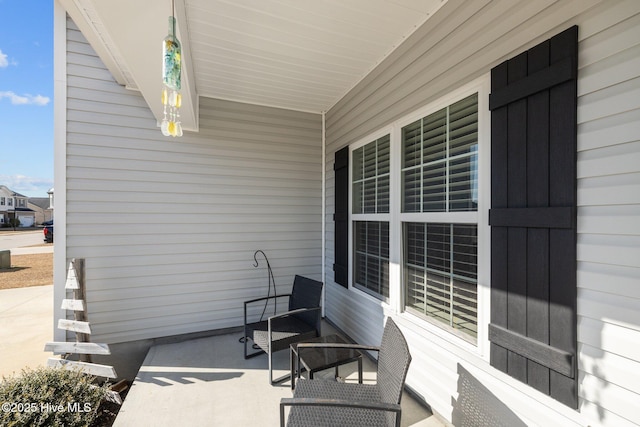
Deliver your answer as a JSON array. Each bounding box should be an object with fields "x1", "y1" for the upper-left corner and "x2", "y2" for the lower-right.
[{"x1": 61, "y1": 0, "x2": 447, "y2": 131}]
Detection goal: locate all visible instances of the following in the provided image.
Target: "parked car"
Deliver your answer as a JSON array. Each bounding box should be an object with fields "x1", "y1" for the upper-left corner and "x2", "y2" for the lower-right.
[{"x1": 43, "y1": 220, "x2": 54, "y2": 243}]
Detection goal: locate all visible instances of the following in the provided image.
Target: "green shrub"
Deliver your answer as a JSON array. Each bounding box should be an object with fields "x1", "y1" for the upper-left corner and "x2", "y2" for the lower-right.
[{"x1": 0, "y1": 366, "x2": 110, "y2": 427}]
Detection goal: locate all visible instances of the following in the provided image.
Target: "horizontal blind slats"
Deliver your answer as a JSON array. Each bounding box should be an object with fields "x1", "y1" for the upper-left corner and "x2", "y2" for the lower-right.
[
  {"x1": 404, "y1": 222, "x2": 478, "y2": 339},
  {"x1": 401, "y1": 93, "x2": 478, "y2": 214},
  {"x1": 353, "y1": 135, "x2": 390, "y2": 214},
  {"x1": 354, "y1": 221, "x2": 389, "y2": 300}
]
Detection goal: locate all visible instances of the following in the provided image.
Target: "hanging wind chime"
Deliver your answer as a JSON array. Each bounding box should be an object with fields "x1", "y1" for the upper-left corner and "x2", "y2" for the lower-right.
[{"x1": 161, "y1": 0, "x2": 183, "y2": 137}]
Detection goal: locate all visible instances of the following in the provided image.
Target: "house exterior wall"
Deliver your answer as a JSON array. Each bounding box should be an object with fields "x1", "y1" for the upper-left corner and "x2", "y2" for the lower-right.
[
  {"x1": 0, "y1": 186, "x2": 18, "y2": 213},
  {"x1": 0, "y1": 186, "x2": 12, "y2": 224},
  {"x1": 324, "y1": 0, "x2": 640, "y2": 426},
  {"x1": 0, "y1": 186, "x2": 34, "y2": 227},
  {"x1": 59, "y1": 17, "x2": 322, "y2": 344},
  {"x1": 28, "y1": 199, "x2": 53, "y2": 225}
]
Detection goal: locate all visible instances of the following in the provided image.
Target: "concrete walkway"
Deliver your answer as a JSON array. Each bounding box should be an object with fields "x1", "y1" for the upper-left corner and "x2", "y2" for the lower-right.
[
  {"x1": 9, "y1": 245, "x2": 54, "y2": 255},
  {"x1": 0, "y1": 232, "x2": 54, "y2": 378},
  {"x1": 0, "y1": 285, "x2": 53, "y2": 377}
]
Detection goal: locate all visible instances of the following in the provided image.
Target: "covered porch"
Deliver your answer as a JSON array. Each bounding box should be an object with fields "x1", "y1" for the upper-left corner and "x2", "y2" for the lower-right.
[
  {"x1": 113, "y1": 322, "x2": 443, "y2": 426},
  {"x1": 53, "y1": 0, "x2": 640, "y2": 426}
]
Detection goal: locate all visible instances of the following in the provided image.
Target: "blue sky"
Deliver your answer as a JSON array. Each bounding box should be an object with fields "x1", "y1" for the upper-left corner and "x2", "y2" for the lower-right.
[{"x1": 0, "y1": 0, "x2": 53, "y2": 198}]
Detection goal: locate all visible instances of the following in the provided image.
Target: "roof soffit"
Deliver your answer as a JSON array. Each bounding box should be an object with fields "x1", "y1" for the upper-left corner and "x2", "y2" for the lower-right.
[{"x1": 60, "y1": 0, "x2": 449, "y2": 126}]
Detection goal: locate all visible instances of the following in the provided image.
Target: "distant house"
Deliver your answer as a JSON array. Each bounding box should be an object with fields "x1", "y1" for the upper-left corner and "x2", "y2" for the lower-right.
[
  {"x1": 28, "y1": 197, "x2": 53, "y2": 225},
  {"x1": 0, "y1": 185, "x2": 36, "y2": 227},
  {"x1": 54, "y1": 1, "x2": 640, "y2": 426}
]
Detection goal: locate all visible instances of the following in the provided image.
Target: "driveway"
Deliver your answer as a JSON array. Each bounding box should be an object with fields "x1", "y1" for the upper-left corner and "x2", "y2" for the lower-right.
[{"x1": 0, "y1": 230, "x2": 53, "y2": 378}]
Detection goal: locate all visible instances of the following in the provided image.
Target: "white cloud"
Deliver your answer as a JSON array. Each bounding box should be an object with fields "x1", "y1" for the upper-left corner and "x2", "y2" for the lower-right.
[
  {"x1": 30, "y1": 94, "x2": 50, "y2": 106},
  {"x1": 0, "y1": 175, "x2": 54, "y2": 197},
  {"x1": 0, "y1": 91, "x2": 50, "y2": 106},
  {"x1": 0, "y1": 49, "x2": 7, "y2": 68}
]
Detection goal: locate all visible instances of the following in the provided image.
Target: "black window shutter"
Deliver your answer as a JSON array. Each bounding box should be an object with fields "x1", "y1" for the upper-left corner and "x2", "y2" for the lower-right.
[
  {"x1": 489, "y1": 26, "x2": 578, "y2": 408},
  {"x1": 333, "y1": 147, "x2": 349, "y2": 288}
]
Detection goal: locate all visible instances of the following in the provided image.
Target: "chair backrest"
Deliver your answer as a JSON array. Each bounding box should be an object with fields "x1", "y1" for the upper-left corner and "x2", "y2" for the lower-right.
[
  {"x1": 288, "y1": 275, "x2": 323, "y2": 325},
  {"x1": 376, "y1": 318, "x2": 412, "y2": 404}
]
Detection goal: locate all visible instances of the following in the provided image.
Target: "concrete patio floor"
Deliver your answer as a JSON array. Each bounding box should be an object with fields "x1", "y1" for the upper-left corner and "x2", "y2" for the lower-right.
[{"x1": 114, "y1": 322, "x2": 446, "y2": 426}]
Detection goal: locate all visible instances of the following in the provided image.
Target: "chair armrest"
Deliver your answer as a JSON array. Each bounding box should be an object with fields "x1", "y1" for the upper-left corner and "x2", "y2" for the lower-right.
[
  {"x1": 280, "y1": 397, "x2": 401, "y2": 427},
  {"x1": 244, "y1": 294, "x2": 292, "y2": 307},
  {"x1": 244, "y1": 294, "x2": 292, "y2": 326},
  {"x1": 267, "y1": 306, "x2": 321, "y2": 322}
]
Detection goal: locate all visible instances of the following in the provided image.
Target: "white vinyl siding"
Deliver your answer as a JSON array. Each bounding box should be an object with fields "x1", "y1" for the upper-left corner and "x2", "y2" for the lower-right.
[
  {"x1": 325, "y1": 1, "x2": 640, "y2": 426},
  {"x1": 62, "y1": 17, "x2": 322, "y2": 344},
  {"x1": 576, "y1": 3, "x2": 640, "y2": 426}
]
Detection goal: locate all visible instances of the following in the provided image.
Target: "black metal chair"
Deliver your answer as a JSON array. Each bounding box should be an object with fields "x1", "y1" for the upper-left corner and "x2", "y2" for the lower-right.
[
  {"x1": 280, "y1": 318, "x2": 412, "y2": 427},
  {"x1": 244, "y1": 275, "x2": 323, "y2": 384}
]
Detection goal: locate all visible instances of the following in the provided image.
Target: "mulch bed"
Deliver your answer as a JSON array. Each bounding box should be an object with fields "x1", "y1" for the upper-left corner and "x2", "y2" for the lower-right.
[{"x1": 91, "y1": 382, "x2": 130, "y2": 427}]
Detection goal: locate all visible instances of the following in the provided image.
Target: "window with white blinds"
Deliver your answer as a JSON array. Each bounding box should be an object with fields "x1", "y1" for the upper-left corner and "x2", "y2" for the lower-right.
[
  {"x1": 352, "y1": 135, "x2": 390, "y2": 301},
  {"x1": 353, "y1": 135, "x2": 390, "y2": 214},
  {"x1": 401, "y1": 92, "x2": 480, "y2": 341},
  {"x1": 354, "y1": 221, "x2": 389, "y2": 300},
  {"x1": 346, "y1": 80, "x2": 486, "y2": 344},
  {"x1": 404, "y1": 223, "x2": 478, "y2": 340},
  {"x1": 402, "y1": 93, "x2": 478, "y2": 213}
]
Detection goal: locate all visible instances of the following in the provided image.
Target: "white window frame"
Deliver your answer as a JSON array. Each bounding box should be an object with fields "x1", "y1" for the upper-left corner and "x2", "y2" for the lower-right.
[
  {"x1": 349, "y1": 126, "x2": 394, "y2": 306},
  {"x1": 346, "y1": 76, "x2": 491, "y2": 358},
  {"x1": 397, "y1": 77, "x2": 490, "y2": 356}
]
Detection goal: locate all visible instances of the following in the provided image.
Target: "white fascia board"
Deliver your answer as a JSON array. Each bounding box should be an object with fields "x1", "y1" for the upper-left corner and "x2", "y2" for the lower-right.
[{"x1": 58, "y1": 0, "x2": 130, "y2": 87}]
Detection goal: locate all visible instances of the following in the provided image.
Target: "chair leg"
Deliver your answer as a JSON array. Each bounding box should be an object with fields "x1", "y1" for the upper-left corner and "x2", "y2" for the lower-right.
[
  {"x1": 269, "y1": 349, "x2": 293, "y2": 385},
  {"x1": 269, "y1": 348, "x2": 273, "y2": 384},
  {"x1": 244, "y1": 335, "x2": 266, "y2": 359},
  {"x1": 245, "y1": 350, "x2": 265, "y2": 359},
  {"x1": 280, "y1": 402, "x2": 286, "y2": 427}
]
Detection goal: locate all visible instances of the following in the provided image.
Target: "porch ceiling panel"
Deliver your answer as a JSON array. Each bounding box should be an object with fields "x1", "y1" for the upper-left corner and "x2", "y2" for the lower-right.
[
  {"x1": 186, "y1": 0, "x2": 445, "y2": 113},
  {"x1": 61, "y1": 0, "x2": 447, "y2": 131}
]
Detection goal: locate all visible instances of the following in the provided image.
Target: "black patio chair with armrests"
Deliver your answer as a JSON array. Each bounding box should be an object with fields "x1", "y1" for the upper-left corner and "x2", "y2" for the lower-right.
[
  {"x1": 244, "y1": 275, "x2": 323, "y2": 385},
  {"x1": 280, "y1": 317, "x2": 411, "y2": 427}
]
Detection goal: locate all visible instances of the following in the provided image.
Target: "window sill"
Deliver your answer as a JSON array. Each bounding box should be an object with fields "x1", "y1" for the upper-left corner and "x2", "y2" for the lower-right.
[
  {"x1": 400, "y1": 309, "x2": 480, "y2": 355},
  {"x1": 349, "y1": 284, "x2": 392, "y2": 310}
]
